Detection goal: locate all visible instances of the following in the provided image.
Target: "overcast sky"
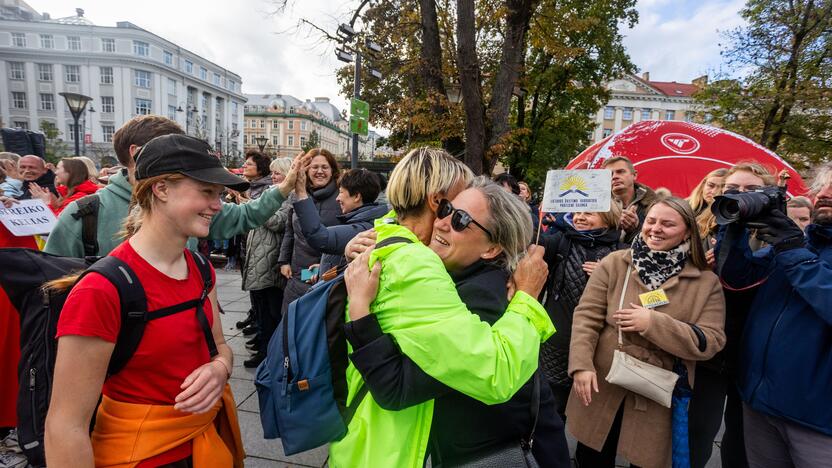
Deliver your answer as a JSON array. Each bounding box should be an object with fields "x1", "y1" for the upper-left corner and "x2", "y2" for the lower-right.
[{"x1": 28, "y1": 0, "x2": 746, "y2": 119}]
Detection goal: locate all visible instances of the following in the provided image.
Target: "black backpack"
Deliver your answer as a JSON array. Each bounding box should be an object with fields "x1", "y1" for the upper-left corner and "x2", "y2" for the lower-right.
[{"x1": 0, "y1": 248, "x2": 214, "y2": 468}]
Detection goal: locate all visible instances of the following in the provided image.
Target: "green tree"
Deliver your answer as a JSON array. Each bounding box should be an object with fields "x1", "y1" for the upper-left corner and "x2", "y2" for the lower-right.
[
  {"x1": 302, "y1": 130, "x2": 320, "y2": 152},
  {"x1": 696, "y1": 0, "x2": 832, "y2": 168},
  {"x1": 39, "y1": 120, "x2": 69, "y2": 164}
]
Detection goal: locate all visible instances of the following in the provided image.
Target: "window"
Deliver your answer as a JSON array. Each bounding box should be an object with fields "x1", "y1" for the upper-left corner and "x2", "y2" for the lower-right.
[
  {"x1": 68, "y1": 123, "x2": 79, "y2": 141},
  {"x1": 64, "y1": 65, "x2": 80, "y2": 83},
  {"x1": 12, "y1": 92, "x2": 27, "y2": 109},
  {"x1": 288, "y1": 120, "x2": 294, "y2": 130},
  {"x1": 135, "y1": 98, "x2": 152, "y2": 115},
  {"x1": 685, "y1": 112, "x2": 694, "y2": 122},
  {"x1": 40, "y1": 94, "x2": 54, "y2": 111},
  {"x1": 168, "y1": 105, "x2": 177, "y2": 120},
  {"x1": 213, "y1": 73, "x2": 220, "y2": 86},
  {"x1": 272, "y1": 135, "x2": 279, "y2": 145},
  {"x1": 301, "y1": 120, "x2": 307, "y2": 130},
  {"x1": 272, "y1": 120, "x2": 279, "y2": 129},
  {"x1": 67, "y1": 36, "x2": 81, "y2": 51},
  {"x1": 164, "y1": 50, "x2": 173, "y2": 66},
  {"x1": 12, "y1": 120, "x2": 29, "y2": 130},
  {"x1": 185, "y1": 60, "x2": 193, "y2": 74},
  {"x1": 8, "y1": 62, "x2": 25, "y2": 80},
  {"x1": 259, "y1": 120, "x2": 265, "y2": 129},
  {"x1": 199, "y1": 67, "x2": 208, "y2": 80},
  {"x1": 228, "y1": 80, "x2": 236, "y2": 92},
  {"x1": 11, "y1": 33, "x2": 26, "y2": 47},
  {"x1": 100, "y1": 66, "x2": 113, "y2": 84},
  {"x1": 101, "y1": 96, "x2": 114, "y2": 113},
  {"x1": 102, "y1": 124, "x2": 115, "y2": 142},
  {"x1": 300, "y1": 136, "x2": 307, "y2": 147},
  {"x1": 602, "y1": 128, "x2": 612, "y2": 138},
  {"x1": 101, "y1": 38, "x2": 115, "y2": 52},
  {"x1": 287, "y1": 135, "x2": 294, "y2": 146},
  {"x1": 167, "y1": 78, "x2": 176, "y2": 95},
  {"x1": 37, "y1": 64, "x2": 52, "y2": 81},
  {"x1": 603, "y1": 106, "x2": 614, "y2": 119},
  {"x1": 231, "y1": 101, "x2": 238, "y2": 116},
  {"x1": 665, "y1": 110, "x2": 675, "y2": 120},
  {"x1": 40, "y1": 34, "x2": 54, "y2": 49},
  {"x1": 134, "y1": 70, "x2": 151, "y2": 88},
  {"x1": 641, "y1": 109, "x2": 651, "y2": 120},
  {"x1": 133, "y1": 41, "x2": 149, "y2": 56},
  {"x1": 622, "y1": 107, "x2": 633, "y2": 120}
]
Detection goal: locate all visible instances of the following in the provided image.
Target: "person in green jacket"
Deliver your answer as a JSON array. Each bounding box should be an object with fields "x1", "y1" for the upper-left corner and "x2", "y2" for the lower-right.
[
  {"x1": 44, "y1": 115, "x2": 292, "y2": 257},
  {"x1": 328, "y1": 147, "x2": 555, "y2": 467}
]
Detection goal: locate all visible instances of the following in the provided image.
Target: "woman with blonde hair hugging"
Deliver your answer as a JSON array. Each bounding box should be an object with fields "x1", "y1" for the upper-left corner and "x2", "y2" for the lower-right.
[{"x1": 45, "y1": 135, "x2": 297, "y2": 467}]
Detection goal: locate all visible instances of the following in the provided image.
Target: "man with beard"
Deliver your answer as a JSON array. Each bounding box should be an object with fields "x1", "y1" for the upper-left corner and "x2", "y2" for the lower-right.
[
  {"x1": 716, "y1": 162, "x2": 832, "y2": 467},
  {"x1": 17, "y1": 155, "x2": 57, "y2": 199}
]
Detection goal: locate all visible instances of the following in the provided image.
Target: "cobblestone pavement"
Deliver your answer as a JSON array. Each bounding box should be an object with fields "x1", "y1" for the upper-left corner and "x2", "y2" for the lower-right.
[{"x1": 216, "y1": 269, "x2": 722, "y2": 467}]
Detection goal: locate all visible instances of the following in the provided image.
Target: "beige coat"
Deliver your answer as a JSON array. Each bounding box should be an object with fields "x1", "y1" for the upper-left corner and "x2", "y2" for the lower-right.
[{"x1": 566, "y1": 249, "x2": 726, "y2": 468}]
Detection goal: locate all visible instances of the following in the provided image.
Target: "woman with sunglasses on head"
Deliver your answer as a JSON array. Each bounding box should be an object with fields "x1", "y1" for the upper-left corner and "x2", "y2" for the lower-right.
[
  {"x1": 43, "y1": 135, "x2": 299, "y2": 467},
  {"x1": 567, "y1": 197, "x2": 726, "y2": 468},
  {"x1": 536, "y1": 206, "x2": 625, "y2": 421},
  {"x1": 344, "y1": 177, "x2": 570, "y2": 467},
  {"x1": 327, "y1": 148, "x2": 554, "y2": 467}
]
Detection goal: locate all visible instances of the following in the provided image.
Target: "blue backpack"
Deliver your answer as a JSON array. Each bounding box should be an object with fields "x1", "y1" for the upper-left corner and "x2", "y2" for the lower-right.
[{"x1": 255, "y1": 236, "x2": 411, "y2": 455}]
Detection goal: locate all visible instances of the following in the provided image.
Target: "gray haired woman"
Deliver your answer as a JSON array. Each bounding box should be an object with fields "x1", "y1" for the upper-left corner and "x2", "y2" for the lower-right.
[
  {"x1": 344, "y1": 177, "x2": 571, "y2": 466},
  {"x1": 241, "y1": 156, "x2": 294, "y2": 368}
]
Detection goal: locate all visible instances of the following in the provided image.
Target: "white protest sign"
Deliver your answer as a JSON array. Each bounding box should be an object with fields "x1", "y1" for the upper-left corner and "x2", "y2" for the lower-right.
[
  {"x1": 541, "y1": 169, "x2": 612, "y2": 213},
  {"x1": 0, "y1": 199, "x2": 57, "y2": 236}
]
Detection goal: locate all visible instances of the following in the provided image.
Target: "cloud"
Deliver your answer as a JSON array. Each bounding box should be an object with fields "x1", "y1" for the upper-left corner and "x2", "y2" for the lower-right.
[{"x1": 623, "y1": 0, "x2": 746, "y2": 82}]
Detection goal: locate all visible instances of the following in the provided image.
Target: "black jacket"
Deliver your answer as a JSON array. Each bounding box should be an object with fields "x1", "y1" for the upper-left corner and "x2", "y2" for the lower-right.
[
  {"x1": 294, "y1": 200, "x2": 389, "y2": 274},
  {"x1": 19, "y1": 170, "x2": 57, "y2": 200},
  {"x1": 344, "y1": 260, "x2": 570, "y2": 467},
  {"x1": 538, "y1": 219, "x2": 623, "y2": 386},
  {"x1": 277, "y1": 181, "x2": 341, "y2": 278}
]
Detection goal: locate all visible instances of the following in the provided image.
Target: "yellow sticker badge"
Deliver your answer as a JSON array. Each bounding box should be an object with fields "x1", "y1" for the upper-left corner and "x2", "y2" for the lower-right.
[{"x1": 639, "y1": 289, "x2": 669, "y2": 309}]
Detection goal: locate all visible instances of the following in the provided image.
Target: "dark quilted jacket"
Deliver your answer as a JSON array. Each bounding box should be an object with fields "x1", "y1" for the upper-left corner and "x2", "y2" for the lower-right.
[{"x1": 539, "y1": 217, "x2": 622, "y2": 386}]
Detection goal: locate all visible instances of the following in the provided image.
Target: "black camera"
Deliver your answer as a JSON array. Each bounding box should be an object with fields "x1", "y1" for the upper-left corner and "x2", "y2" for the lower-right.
[{"x1": 711, "y1": 186, "x2": 787, "y2": 225}]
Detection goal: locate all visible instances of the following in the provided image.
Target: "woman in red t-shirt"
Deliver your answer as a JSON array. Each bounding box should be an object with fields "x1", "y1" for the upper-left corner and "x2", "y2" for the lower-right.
[{"x1": 44, "y1": 135, "x2": 298, "y2": 467}]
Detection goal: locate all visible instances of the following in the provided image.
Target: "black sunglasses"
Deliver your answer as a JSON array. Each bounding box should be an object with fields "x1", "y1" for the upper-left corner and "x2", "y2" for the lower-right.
[{"x1": 437, "y1": 199, "x2": 493, "y2": 240}]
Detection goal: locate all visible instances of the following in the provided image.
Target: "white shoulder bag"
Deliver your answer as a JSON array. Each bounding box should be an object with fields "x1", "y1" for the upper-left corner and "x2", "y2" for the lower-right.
[{"x1": 604, "y1": 265, "x2": 679, "y2": 408}]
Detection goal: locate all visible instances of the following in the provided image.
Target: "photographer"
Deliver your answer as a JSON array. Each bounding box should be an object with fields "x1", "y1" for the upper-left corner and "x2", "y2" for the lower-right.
[
  {"x1": 715, "y1": 162, "x2": 832, "y2": 466},
  {"x1": 689, "y1": 162, "x2": 776, "y2": 468}
]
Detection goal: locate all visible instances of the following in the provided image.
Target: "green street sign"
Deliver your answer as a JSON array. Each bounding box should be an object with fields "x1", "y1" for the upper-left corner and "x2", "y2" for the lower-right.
[
  {"x1": 350, "y1": 115, "x2": 369, "y2": 136},
  {"x1": 350, "y1": 98, "x2": 370, "y2": 120}
]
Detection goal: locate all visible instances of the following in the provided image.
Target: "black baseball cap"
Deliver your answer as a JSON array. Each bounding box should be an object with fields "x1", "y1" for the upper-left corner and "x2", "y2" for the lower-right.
[{"x1": 135, "y1": 134, "x2": 250, "y2": 191}]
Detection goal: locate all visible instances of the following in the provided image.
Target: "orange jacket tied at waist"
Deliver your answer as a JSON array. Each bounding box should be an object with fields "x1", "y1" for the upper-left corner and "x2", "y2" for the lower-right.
[{"x1": 91, "y1": 384, "x2": 245, "y2": 467}]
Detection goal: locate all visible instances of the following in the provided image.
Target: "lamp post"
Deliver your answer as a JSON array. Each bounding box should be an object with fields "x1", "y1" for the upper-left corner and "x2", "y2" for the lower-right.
[
  {"x1": 255, "y1": 135, "x2": 268, "y2": 153},
  {"x1": 59, "y1": 92, "x2": 92, "y2": 156},
  {"x1": 335, "y1": 24, "x2": 383, "y2": 169}
]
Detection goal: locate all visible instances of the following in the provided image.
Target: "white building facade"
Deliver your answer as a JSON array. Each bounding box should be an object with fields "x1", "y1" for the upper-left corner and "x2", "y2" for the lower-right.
[
  {"x1": 0, "y1": 7, "x2": 246, "y2": 161},
  {"x1": 591, "y1": 72, "x2": 707, "y2": 144}
]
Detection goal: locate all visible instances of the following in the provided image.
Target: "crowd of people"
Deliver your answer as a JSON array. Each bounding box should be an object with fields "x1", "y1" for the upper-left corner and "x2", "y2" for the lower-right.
[{"x1": 0, "y1": 113, "x2": 829, "y2": 468}]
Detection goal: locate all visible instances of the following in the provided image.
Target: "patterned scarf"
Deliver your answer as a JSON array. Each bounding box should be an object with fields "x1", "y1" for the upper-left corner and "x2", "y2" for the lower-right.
[{"x1": 631, "y1": 235, "x2": 689, "y2": 290}]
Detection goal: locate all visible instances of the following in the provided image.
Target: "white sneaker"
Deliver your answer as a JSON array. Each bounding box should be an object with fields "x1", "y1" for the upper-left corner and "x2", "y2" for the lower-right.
[
  {"x1": 0, "y1": 452, "x2": 27, "y2": 468},
  {"x1": 0, "y1": 429, "x2": 21, "y2": 454}
]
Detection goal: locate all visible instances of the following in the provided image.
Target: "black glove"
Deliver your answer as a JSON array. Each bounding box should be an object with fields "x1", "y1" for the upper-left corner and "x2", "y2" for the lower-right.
[{"x1": 746, "y1": 209, "x2": 805, "y2": 253}]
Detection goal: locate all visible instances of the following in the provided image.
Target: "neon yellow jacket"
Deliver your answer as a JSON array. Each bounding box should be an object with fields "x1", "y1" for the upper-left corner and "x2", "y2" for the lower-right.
[{"x1": 329, "y1": 211, "x2": 555, "y2": 468}]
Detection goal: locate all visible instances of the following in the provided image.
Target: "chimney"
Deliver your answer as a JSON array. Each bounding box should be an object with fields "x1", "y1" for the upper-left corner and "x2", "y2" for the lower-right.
[
  {"x1": 641, "y1": 71, "x2": 650, "y2": 81},
  {"x1": 692, "y1": 75, "x2": 709, "y2": 87},
  {"x1": 76, "y1": 8, "x2": 84, "y2": 17}
]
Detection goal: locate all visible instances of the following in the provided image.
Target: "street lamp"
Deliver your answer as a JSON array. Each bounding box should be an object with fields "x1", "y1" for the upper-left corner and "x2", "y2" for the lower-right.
[
  {"x1": 59, "y1": 92, "x2": 92, "y2": 155},
  {"x1": 255, "y1": 135, "x2": 268, "y2": 153}
]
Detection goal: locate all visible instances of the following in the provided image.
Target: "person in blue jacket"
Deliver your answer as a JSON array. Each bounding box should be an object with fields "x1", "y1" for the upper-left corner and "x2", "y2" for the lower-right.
[
  {"x1": 716, "y1": 161, "x2": 832, "y2": 467},
  {"x1": 292, "y1": 167, "x2": 389, "y2": 277}
]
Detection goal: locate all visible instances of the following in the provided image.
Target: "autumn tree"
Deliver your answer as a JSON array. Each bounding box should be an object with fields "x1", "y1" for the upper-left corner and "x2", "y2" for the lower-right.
[
  {"x1": 284, "y1": 0, "x2": 636, "y2": 175},
  {"x1": 696, "y1": 0, "x2": 832, "y2": 168}
]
